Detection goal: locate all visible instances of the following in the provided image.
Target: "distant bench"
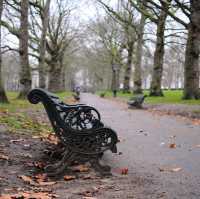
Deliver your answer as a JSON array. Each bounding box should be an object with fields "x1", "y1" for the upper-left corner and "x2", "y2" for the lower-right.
[
  {"x1": 128, "y1": 95, "x2": 147, "y2": 109},
  {"x1": 28, "y1": 88, "x2": 118, "y2": 176}
]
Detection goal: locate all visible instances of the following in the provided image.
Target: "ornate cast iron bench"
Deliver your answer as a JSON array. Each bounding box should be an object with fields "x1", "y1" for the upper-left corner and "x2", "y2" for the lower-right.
[{"x1": 28, "y1": 88, "x2": 118, "y2": 176}]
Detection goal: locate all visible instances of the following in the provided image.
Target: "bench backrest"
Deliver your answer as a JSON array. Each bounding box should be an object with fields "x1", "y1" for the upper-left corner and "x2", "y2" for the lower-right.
[
  {"x1": 28, "y1": 89, "x2": 72, "y2": 139},
  {"x1": 28, "y1": 89, "x2": 102, "y2": 141}
]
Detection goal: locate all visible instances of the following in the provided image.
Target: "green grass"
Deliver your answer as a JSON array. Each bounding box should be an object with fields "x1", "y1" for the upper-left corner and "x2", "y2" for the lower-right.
[
  {"x1": 97, "y1": 90, "x2": 200, "y2": 105},
  {"x1": 56, "y1": 91, "x2": 73, "y2": 100},
  {"x1": 0, "y1": 91, "x2": 73, "y2": 135},
  {"x1": 0, "y1": 91, "x2": 73, "y2": 111},
  {"x1": 0, "y1": 111, "x2": 52, "y2": 135},
  {"x1": 0, "y1": 92, "x2": 33, "y2": 112}
]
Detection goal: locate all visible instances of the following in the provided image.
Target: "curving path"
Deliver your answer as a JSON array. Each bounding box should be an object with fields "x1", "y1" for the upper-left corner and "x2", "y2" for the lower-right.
[{"x1": 81, "y1": 93, "x2": 200, "y2": 199}]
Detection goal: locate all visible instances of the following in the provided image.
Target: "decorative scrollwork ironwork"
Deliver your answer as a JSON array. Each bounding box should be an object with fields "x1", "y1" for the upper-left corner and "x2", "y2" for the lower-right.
[{"x1": 28, "y1": 88, "x2": 118, "y2": 176}]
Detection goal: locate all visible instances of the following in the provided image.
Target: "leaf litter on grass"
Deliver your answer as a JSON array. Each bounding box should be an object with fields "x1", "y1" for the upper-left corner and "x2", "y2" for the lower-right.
[{"x1": 0, "y1": 192, "x2": 58, "y2": 199}]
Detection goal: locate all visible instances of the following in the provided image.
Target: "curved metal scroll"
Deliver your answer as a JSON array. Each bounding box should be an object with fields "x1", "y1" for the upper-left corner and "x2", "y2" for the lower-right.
[{"x1": 60, "y1": 127, "x2": 118, "y2": 155}]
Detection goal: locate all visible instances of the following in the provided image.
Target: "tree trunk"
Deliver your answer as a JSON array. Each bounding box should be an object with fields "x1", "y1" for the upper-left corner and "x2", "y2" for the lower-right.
[
  {"x1": 61, "y1": 66, "x2": 65, "y2": 90},
  {"x1": 183, "y1": 0, "x2": 200, "y2": 99},
  {"x1": 39, "y1": 0, "x2": 51, "y2": 88},
  {"x1": 48, "y1": 61, "x2": 63, "y2": 92},
  {"x1": 0, "y1": 0, "x2": 8, "y2": 103},
  {"x1": 123, "y1": 40, "x2": 134, "y2": 93},
  {"x1": 111, "y1": 58, "x2": 119, "y2": 97},
  {"x1": 18, "y1": 0, "x2": 31, "y2": 99},
  {"x1": 59, "y1": 56, "x2": 66, "y2": 91},
  {"x1": 149, "y1": 7, "x2": 168, "y2": 96},
  {"x1": 133, "y1": 3, "x2": 146, "y2": 94}
]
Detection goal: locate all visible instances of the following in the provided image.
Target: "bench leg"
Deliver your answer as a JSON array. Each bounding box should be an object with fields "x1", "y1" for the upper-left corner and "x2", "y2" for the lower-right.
[
  {"x1": 90, "y1": 157, "x2": 112, "y2": 176},
  {"x1": 45, "y1": 149, "x2": 75, "y2": 177}
]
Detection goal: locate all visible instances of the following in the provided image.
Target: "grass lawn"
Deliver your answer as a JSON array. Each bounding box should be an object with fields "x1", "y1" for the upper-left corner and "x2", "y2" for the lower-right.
[
  {"x1": 0, "y1": 91, "x2": 72, "y2": 111},
  {"x1": 0, "y1": 91, "x2": 73, "y2": 135},
  {"x1": 97, "y1": 90, "x2": 200, "y2": 105}
]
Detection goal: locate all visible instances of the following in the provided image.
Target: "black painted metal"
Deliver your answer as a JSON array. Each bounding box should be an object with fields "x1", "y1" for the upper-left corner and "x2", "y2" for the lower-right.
[
  {"x1": 128, "y1": 95, "x2": 147, "y2": 109},
  {"x1": 28, "y1": 88, "x2": 118, "y2": 176}
]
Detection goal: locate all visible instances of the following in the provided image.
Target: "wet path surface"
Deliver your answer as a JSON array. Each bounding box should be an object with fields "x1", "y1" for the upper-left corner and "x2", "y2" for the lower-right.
[{"x1": 81, "y1": 93, "x2": 200, "y2": 199}]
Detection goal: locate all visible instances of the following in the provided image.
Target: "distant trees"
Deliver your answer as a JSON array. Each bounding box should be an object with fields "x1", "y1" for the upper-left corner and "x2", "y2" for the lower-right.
[
  {"x1": 0, "y1": 0, "x2": 199, "y2": 101},
  {"x1": 18, "y1": 0, "x2": 31, "y2": 98},
  {"x1": 0, "y1": 0, "x2": 32, "y2": 99},
  {"x1": 0, "y1": 0, "x2": 78, "y2": 99},
  {"x1": 87, "y1": 15, "x2": 124, "y2": 95},
  {"x1": 29, "y1": 0, "x2": 78, "y2": 92},
  {"x1": 46, "y1": 1, "x2": 77, "y2": 92},
  {"x1": 97, "y1": 0, "x2": 144, "y2": 94},
  {"x1": 96, "y1": 0, "x2": 199, "y2": 100},
  {"x1": 133, "y1": 0, "x2": 200, "y2": 99}
]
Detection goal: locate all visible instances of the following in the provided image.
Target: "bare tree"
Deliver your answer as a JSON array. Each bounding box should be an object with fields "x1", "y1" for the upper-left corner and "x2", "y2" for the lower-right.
[
  {"x1": 138, "y1": 0, "x2": 200, "y2": 99},
  {"x1": 88, "y1": 15, "x2": 124, "y2": 95},
  {"x1": 119, "y1": 1, "x2": 136, "y2": 93},
  {"x1": 38, "y1": 0, "x2": 51, "y2": 88},
  {"x1": 46, "y1": 0, "x2": 76, "y2": 92},
  {"x1": 0, "y1": 0, "x2": 8, "y2": 103},
  {"x1": 18, "y1": 0, "x2": 31, "y2": 98},
  {"x1": 1, "y1": 0, "x2": 31, "y2": 98},
  {"x1": 130, "y1": 0, "x2": 171, "y2": 96},
  {"x1": 97, "y1": 0, "x2": 147, "y2": 94},
  {"x1": 133, "y1": 0, "x2": 147, "y2": 94}
]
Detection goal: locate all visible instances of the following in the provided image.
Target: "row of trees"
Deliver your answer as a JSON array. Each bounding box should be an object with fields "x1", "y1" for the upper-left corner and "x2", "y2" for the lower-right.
[
  {"x1": 0, "y1": 0, "x2": 78, "y2": 103},
  {"x1": 83, "y1": 0, "x2": 199, "y2": 99},
  {"x1": 0, "y1": 0, "x2": 199, "y2": 103}
]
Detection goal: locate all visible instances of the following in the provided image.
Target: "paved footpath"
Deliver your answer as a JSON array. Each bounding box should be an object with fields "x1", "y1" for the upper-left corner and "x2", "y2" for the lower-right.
[{"x1": 81, "y1": 93, "x2": 200, "y2": 199}]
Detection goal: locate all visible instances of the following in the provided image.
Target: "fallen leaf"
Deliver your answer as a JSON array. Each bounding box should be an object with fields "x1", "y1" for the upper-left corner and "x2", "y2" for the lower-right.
[
  {"x1": 0, "y1": 192, "x2": 58, "y2": 199},
  {"x1": 32, "y1": 135, "x2": 42, "y2": 139},
  {"x1": 171, "y1": 167, "x2": 182, "y2": 172},
  {"x1": 38, "y1": 181, "x2": 56, "y2": 186},
  {"x1": 192, "y1": 119, "x2": 200, "y2": 126},
  {"x1": 169, "y1": 143, "x2": 176, "y2": 149},
  {"x1": 0, "y1": 154, "x2": 9, "y2": 160},
  {"x1": 159, "y1": 167, "x2": 182, "y2": 172},
  {"x1": 120, "y1": 168, "x2": 128, "y2": 175},
  {"x1": 26, "y1": 173, "x2": 56, "y2": 186},
  {"x1": 72, "y1": 165, "x2": 89, "y2": 172},
  {"x1": 64, "y1": 175, "x2": 76, "y2": 181},
  {"x1": 10, "y1": 139, "x2": 24, "y2": 143},
  {"x1": 159, "y1": 168, "x2": 165, "y2": 172},
  {"x1": 46, "y1": 134, "x2": 59, "y2": 145},
  {"x1": 82, "y1": 175, "x2": 93, "y2": 180},
  {"x1": 0, "y1": 108, "x2": 8, "y2": 114},
  {"x1": 18, "y1": 175, "x2": 37, "y2": 186},
  {"x1": 34, "y1": 173, "x2": 47, "y2": 182}
]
